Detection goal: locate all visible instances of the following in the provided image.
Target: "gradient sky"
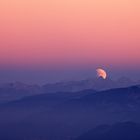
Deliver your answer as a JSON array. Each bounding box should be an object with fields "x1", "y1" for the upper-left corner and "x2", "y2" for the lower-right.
[{"x1": 0, "y1": 0, "x2": 140, "y2": 83}]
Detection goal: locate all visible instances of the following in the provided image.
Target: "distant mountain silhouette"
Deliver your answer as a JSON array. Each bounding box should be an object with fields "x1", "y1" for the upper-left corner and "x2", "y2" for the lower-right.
[
  {"x1": 75, "y1": 122, "x2": 140, "y2": 140},
  {"x1": 0, "y1": 82, "x2": 41, "y2": 103},
  {"x1": 0, "y1": 77, "x2": 139, "y2": 103},
  {"x1": 42, "y1": 76, "x2": 138, "y2": 92}
]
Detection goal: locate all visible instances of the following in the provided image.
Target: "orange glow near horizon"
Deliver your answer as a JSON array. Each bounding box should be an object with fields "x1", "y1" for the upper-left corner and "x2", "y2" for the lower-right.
[{"x1": 0, "y1": 0, "x2": 140, "y2": 68}]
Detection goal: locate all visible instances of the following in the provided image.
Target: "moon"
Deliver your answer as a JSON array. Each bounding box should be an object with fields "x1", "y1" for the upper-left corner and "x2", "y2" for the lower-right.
[{"x1": 96, "y1": 68, "x2": 107, "y2": 79}]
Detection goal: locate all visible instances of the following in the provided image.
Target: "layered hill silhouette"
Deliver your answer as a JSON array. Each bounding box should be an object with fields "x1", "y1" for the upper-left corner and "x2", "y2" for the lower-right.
[
  {"x1": 0, "y1": 85, "x2": 140, "y2": 140},
  {"x1": 0, "y1": 77, "x2": 138, "y2": 103},
  {"x1": 42, "y1": 76, "x2": 137, "y2": 92}
]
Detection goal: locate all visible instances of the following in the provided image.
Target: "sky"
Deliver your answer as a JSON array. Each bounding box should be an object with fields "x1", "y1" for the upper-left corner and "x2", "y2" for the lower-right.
[{"x1": 0, "y1": 0, "x2": 140, "y2": 83}]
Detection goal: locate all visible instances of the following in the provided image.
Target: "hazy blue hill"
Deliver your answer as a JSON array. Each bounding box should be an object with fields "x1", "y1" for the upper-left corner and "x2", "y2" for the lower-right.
[
  {"x1": 0, "y1": 89, "x2": 96, "y2": 124},
  {"x1": 0, "y1": 77, "x2": 138, "y2": 103},
  {"x1": 42, "y1": 78, "x2": 115, "y2": 92},
  {"x1": 117, "y1": 77, "x2": 135, "y2": 87},
  {"x1": 0, "y1": 89, "x2": 96, "y2": 109},
  {"x1": 79, "y1": 85, "x2": 140, "y2": 105},
  {"x1": 0, "y1": 86, "x2": 140, "y2": 140},
  {"x1": 55, "y1": 85, "x2": 140, "y2": 113},
  {"x1": 42, "y1": 77, "x2": 138, "y2": 93},
  {"x1": 75, "y1": 122, "x2": 140, "y2": 140},
  {"x1": 0, "y1": 82, "x2": 41, "y2": 103}
]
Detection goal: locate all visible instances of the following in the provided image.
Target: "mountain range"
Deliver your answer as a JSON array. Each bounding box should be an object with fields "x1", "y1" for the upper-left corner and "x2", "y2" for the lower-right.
[
  {"x1": 0, "y1": 85, "x2": 140, "y2": 140},
  {"x1": 0, "y1": 77, "x2": 139, "y2": 103}
]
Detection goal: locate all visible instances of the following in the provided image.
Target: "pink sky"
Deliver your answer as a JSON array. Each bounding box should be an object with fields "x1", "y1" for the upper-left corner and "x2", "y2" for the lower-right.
[{"x1": 0, "y1": 0, "x2": 140, "y2": 69}]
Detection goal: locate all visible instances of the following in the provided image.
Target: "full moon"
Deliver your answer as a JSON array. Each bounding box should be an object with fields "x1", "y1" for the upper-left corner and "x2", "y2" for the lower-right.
[{"x1": 96, "y1": 68, "x2": 107, "y2": 79}]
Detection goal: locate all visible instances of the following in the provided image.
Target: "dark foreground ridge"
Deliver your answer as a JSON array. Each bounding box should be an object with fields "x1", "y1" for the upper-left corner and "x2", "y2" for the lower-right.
[{"x1": 75, "y1": 122, "x2": 140, "y2": 140}]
